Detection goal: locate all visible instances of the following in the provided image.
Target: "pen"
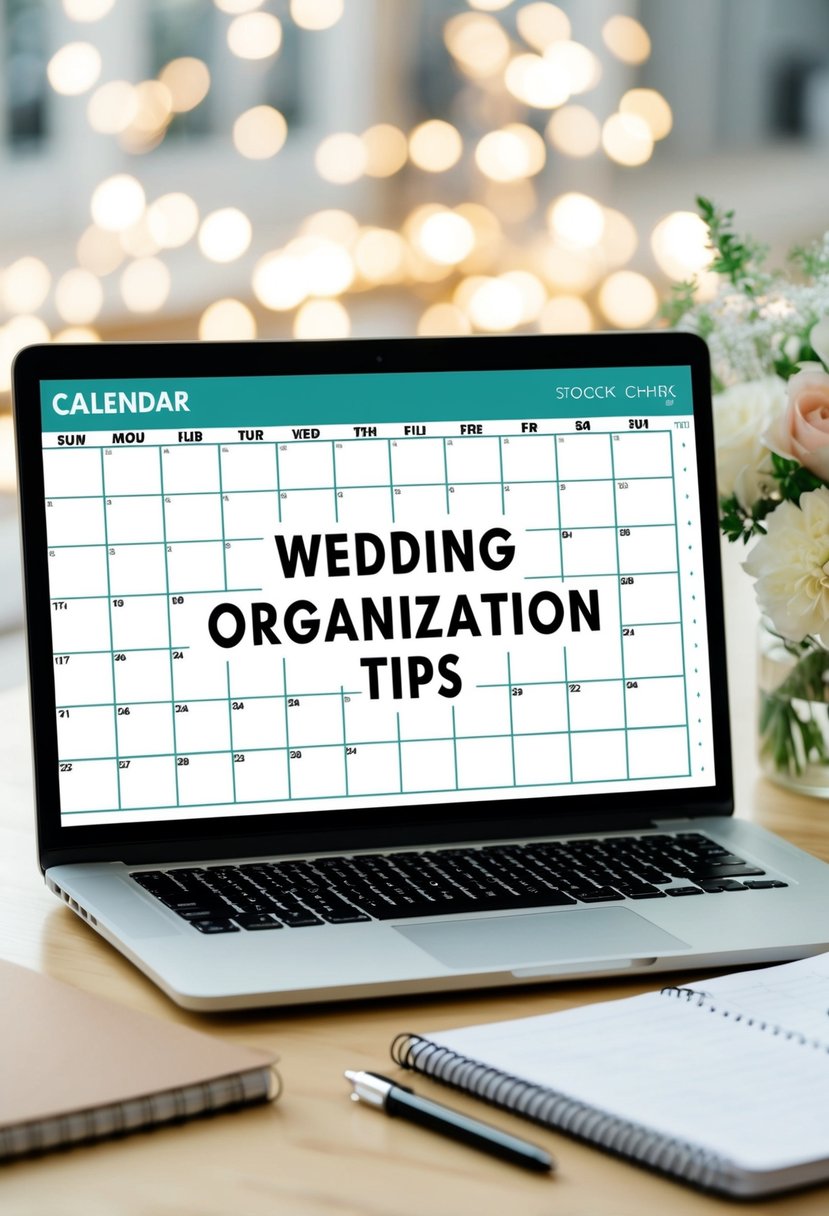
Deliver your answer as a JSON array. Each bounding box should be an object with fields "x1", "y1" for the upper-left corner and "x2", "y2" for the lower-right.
[{"x1": 344, "y1": 1069, "x2": 554, "y2": 1173}]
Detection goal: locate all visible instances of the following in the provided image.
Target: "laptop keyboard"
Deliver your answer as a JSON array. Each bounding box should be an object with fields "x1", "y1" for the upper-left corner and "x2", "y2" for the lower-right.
[{"x1": 130, "y1": 832, "x2": 788, "y2": 933}]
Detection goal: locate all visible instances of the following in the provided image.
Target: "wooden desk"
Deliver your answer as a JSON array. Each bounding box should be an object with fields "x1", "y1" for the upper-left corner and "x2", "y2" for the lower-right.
[{"x1": 1, "y1": 545, "x2": 827, "y2": 1216}]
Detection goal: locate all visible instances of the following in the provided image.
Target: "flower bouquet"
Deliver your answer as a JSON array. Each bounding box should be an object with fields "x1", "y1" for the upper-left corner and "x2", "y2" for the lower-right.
[{"x1": 669, "y1": 199, "x2": 829, "y2": 789}]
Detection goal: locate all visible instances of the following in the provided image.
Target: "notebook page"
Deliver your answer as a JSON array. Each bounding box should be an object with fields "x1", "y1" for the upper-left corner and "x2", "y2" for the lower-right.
[
  {"x1": 427, "y1": 992, "x2": 829, "y2": 1172},
  {"x1": 687, "y1": 952, "x2": 829, "y2": 1042}
]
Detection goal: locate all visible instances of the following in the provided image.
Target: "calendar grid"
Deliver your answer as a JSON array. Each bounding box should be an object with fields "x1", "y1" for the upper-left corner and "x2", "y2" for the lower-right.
[
  {"x1": 274, "y1": 441, "x2": 283, "y2": 525},
  {"x1": 609, "y1": 434, "x2": 631, "y2": 780},
  {"x1": 99, "y1": 448, "x2": 122, "y2": 811},
  {"x1": 562, "y1": 646, "x2": 573, "y2": 784},
  {"x1": 670, "y1": 434, "x2": 693, "y2": 776},
  {"x1": 158, "y1": 446, "x2": 181, "y2": 807}
]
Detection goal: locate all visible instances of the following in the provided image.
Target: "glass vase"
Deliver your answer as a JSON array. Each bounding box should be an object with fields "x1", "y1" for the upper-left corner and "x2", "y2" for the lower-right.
[{"x1": 757, "y1": 620, "x2": 829, "y2": 796}]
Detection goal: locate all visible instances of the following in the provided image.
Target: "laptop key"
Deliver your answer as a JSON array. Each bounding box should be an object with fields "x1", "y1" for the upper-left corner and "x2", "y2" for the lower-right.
[
  {"x1": 235, "y1": 913, "x2": 283, "y2": 930},
  {"x1": 743, "y1": 880, "x2": 788, "y2": 889},
  {"x1": 570, "y1": 887, "x2": 624, "y2": 903},
  {"x1": 688, "y1": 864, "x2": 766, "y2": 880},
  {"x1": 665, "y1": 887, "x2": 704, "y2": 896},
  {"x1": 191, "y1": 919, "x2": 240, "y2": 933}
]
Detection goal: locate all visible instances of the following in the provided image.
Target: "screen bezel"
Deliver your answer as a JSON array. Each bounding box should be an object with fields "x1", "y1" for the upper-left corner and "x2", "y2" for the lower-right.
[{"x1": 12, "y1": 332, "x2": 732, "y2": 869}]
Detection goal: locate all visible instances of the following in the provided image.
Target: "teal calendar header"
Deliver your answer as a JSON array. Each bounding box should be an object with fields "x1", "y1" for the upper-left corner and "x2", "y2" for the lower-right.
[{"x1": 41, "y1": 366, "x2": 693, "y2": 432}]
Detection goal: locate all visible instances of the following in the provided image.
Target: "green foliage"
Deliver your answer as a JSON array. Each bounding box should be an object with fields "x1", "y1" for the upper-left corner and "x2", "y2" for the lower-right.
[
  {"x1": 719, "y1": 493, "x2": 775, "y2": 543},
  {"x1": 696, "y1": 196, "x2": 767, "y2": 294},
  {"x1": 660, "y1": 279, "x2": 697, "y2": 327},
  {"x1": 789, "y1": 240, "x2": 829, "y2": 279},
  {"x1": 769, "y1": 452, "x2": 823, "y2": 502}
]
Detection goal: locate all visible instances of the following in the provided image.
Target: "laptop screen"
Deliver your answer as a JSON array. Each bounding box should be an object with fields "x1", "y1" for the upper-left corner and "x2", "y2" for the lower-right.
[{"x1": 38, "y1": 364, "x2": 714, "y2": 829}]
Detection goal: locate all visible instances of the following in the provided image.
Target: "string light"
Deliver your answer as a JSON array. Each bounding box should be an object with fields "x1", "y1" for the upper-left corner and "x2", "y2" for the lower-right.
[
  {"x1": 444, "y1": 13, "x2": 511, "y2": 78},
  {"x1": 547, "y1": 105, "x2": 600, "y2": 157},
  {"x1": 87, "y1": 81, "x2": 138, "y2": 134},
  {"x1": 598, "y1": 271, "x2": 658, "y2": 328},
  {"x1": 302, "y1": 210, "x2": 360, "y2": 245},
  {"x1": 294, "y1": 299, "x2": 350, "y2": 339},
  {"x1": 198, "y1": 209, "x2": 252, "y2": 263},
  {"x1": 227, "y1": 12, "x2": 282, "y2": 59},
  {"x1": 146, "y1": 194, "x2": 200, "y2": 249},
  {"x1": 362, "y1": 125, "x2": 408, "y2": 177},
  {"x1": 290, "y1": 0, "x2": 344, "y2": 31},
  {"x1": 252, "y1": 252, "x2": 307, "y2": 310},
  {"x1": 538, "y1": 295, "x2": 593, "y2": 333},
  {"x1": 505, "y1": 55, "x2": 570, "y2": 109},
  {"x1": 158, "y1": 58, "x2": 210, "y2": 113},
  {"x1": 548, "y1": 193, "x2": 605, "y2": 249},
  {"x1": 651, "y1": 211, "x2": 712, "y2": 280},
  {"x1": 90, "y1": 175, "x2": 146, "y2": 232},
  {"x1": 476, "y1": 125, "x2": 545, "y2": 181},
  {"x1": 417, "y1": 303, "x2": 472, "y2": 337},
  {"x1": 315, "y1": 133, "x2": 367, "y2": 183},
  {"x1": 467, "y1": 276, "x2": 525, "y2": 332},
  {"x1": 120, "y1": 258, "x2": 171, "y2": 313},
  {"x1": 54, "y1": 269, "x2": 104, "y2": 324},
  {"x1": 416, "y1": 211, "x2": 476, "y2": 265},
  {"x1": 1, "y1": 258, "x2": 51, "y2": 313},
  {"x1": 53, "y1": 326, "x2": 101, "y2": 342},
  {"x1": 409, "y1": 120, "x2": 463, "y2": 173},
  {"x1": 620, "y1": 88, "x2": 673, "y2": 141},
  {"x1": 516, "y1": 3, "x2": 571, "y2": 51},
  {"x1": 354, "y1": 229, "x2": 408, "y2": 284},
  {"x1": 63, "y1": 0, "x2": 116, "y2": 20},
  {"x1": 233, "y1": 106, "x2": 288, "y2": 159},
  {"x1": 47, "y1": 42, "x2": 101, "y2": 95},
  {"x1": 601, "y1": 112, "x2": 653, "y2": 166},
  {"x1": 199, "y1": 299, "x2": 257, "y2": 340},
  {"x1": 214, "y1": 0, "x2": 263, "y2": 12},
  {"x1": 602, "y1": 15, "x2": 651, "y2": 65},
  {"x1": 76, "y1": 226, "x2": 125, "y2": 276}
]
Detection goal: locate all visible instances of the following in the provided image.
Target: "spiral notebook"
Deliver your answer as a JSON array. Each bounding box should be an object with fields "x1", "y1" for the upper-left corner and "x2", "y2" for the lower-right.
[
  {"x1": 0, "y1": 959, "x2": 280, "y2": 1161},
  {"x1": 391, "y1": 952, "x2": 829, "y2": 1198}
]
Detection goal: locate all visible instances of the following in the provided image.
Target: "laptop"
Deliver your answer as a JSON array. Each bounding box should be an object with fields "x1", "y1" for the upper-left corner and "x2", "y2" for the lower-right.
[{"x1": 12, "y1": 332, "x2": 829, "y2": 1010}]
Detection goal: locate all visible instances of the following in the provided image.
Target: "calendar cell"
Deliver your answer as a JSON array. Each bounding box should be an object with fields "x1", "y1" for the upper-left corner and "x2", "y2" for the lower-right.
[
  {"x1": 166, "y1": 541, "x2": 225, "y2": 594},
  {"x1": 228, "y1": 697, "x2": 287, "y2": 751},
  {"x1": 46, "y1": 497, "x2": 105, "y2": 548},
  {"x1": 628, "y1": 727, "x2": 688, "y2": 779},
  {"x1": 617, "y1": 526, "x2": 677, "y2": 575},
  {"x1": 519, "y1": 530, "x2": 560, "y2": 579},
  {"x1": 110, "y1": 594, "x2": 170, "y2": 651},
  {"x1": 558, "y1": 479, "x2": 615, "y2": 529},
  {"x1": 222, "y1": 491, "x2": 275, "y2": 539},
  {"x1": 567, "y1": 679, "x2": 625, "y2": 732},
  {"x1": 106, "y1": 495, "x2": 164, "y2": 545},
  {"x1": 335, "y1": 487, "x2": 390, "y2": 528},
  {"x1": 615, "y1": 478, "x2": 675, "y2": 528},
  {"x1": 501, "y1": 435, "x2": 556, "y2": 482},
  {"x1": 390, "y1": 437, "x2": 445, "y2": 486},
  {"x1": 54, "y1": 651, "x2": 112, "y2": 707},
  {"x1": 514, "y1": 733, "x2": 570, "y2": 786},
  {"x1": 457, "y1": 735, "x2": 512, "y2": 790},
  {"x1": 505, "y1": 483, "x2": 557, "y2": 529},
  {"x1": 510, "y1": 644, "x2": 565, "y2": 686},
  {"x1": 342, "y1": 692, "x2": 397, "y2": 745},
  {"x1": 289, "y1": 745, "x2": 346, "y2": 800},
  {"x1": 279, "y1": 488, "x2": 336, "y2": 530},
  {"x1": 453, "y1": 686, "x2": 510, "y2": 739},
  {"x1": 225, "y1": 537, "x2": 267, "y2": 590},
  {"x1": 391, "y1": 485, "x2": 446, "y2": 526},
  {"x1": 625, "y1": 676, "x2": 686, "y2": 729},
  {"x1": 57, "y1": 705, "x2": 115, "y2": 761},
  {"x1": 344, "y1": 742, "x2": 399, "y2": 797},
  {"x1": 173, "y1": 699, "x2": 230, "y2": 755},
  {"x1": 102, "y1": 447, "x2": 161, "y2": 496},
  {"x1": 177, "y1": 752, "x2": 234, "y2": 806},
  {"x1": 445, "y1": 436, "x2": 501, "y2": 484},
  {"x1": 51, "y1": 597, "x2": 110, "y2": 654},
  {"x1": 113, "y1": 648, "x2": 171, "y2": 705},
  {"x1": 48, "y1": 545, "x2": 108, "y2": 599},
  {"x1": 560, "y1": 528, "x2": 617, "y2": 577},
  {"x1": 613, "y1": 432, "x2": 672, "y2": 479},
  {"x1": 107, "y1": 543, "x2": 168, "y2": 597},
  {"x1": 511, "y1": 682, "x2": 568, "y2": 735},
  {"x1": 556, "y1": 434, "x2": 612, "y2": 481},
  {"x1": 571, "y1": 729, "x2": 627, "y2": 782},
  {"x1": 44, "y1": 448, "x2": 102, "y2": 498},
  {"x1": 278, "y1": 441, "x2": 333, "y2": 490},
  {"x1": 400, "y1": 739, "x2": 455, "y2": 792},
  {"x1": 116, "y1": 702, "x2": 174, "y2": 759},
  {"x1": 286, "y1": 693, "x2": 344, "y2": 748},
  {"x1": 164, "y1": 492, "x2": 223, "y2": 542},
  {"x1": 221, "y1": 443, "x2": 277, "y2": 493},
  {"x1": 119, "y1": 756, "x2": 177, "y2": 810},
  {"x1": 233, "y1": 749, "x2": 288, "y2": 803},
  {"x1": 227, "y1": 650, "x2": 283, "y2": 698},
  {"x1": 335, "y1": 439, "x2": 389, "y2": 487},
  {"x1": 620, "y1": 574, "x2": 680, "y2": 624},
  {"x1": 161, "y1": 446, "x2": 220, "y2": 495},
  {"x1": 59, "y1": 759, "x2": 118, "y2": 814},
  {"x1": 449, "y1": 483, "x2": 502, "y2": 520},
  {"x1": 171, "y1": 651, "x2": 228, "y2": 701},
  {"x1": 623, "y1": 624, "x2": 683, "y2": 679},
  {"x1": 398, "y1": 697, "x2": 453, "y2": 743}
]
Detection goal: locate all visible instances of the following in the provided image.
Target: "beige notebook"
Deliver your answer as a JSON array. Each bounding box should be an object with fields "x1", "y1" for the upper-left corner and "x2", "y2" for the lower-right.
[{"x1": 0, "y1": 959, "x2": 279, "y2": 1160}]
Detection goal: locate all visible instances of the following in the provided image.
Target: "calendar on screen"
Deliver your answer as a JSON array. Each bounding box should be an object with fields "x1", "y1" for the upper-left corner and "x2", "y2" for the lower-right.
[{"x1": 39, "y1": 366, "x2": 715, "y2": 828}]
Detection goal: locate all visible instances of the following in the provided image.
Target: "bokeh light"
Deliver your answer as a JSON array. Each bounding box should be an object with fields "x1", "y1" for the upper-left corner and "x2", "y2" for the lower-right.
[
  {"x1": 467, "y1": 276, "x2": 525, "y2": 332},
  {"x1": 538, "y1": 295, "x2": 593, "y2": 333},
  {"x1": 87, "y1": 81, "x2": 138, "y2": 134},
  {"x1": 76, "y1": 226, "x2": 125, "y2": 276},
  {"x1": 63, "y1": 0, "x2": 116, "y2": 19},
  {"x1": 548, "y1": 193, "x2": 605, "y2": 249},
  {"x1": 651, "y1": 211, "x2": 713, "y2": 280},
  {"x1": 409, "y1": 120, "x2": 463, "y2": 173},
  {"x1": 47, "y1": 42, "x2": 101, "y2": 95},
  {"x1": 444, "y1": 13, "x2": 511, "y2": 79},
  {"x1": 90, "y1": 175, "x2": 146, "y2": 232},
  {"x1": 516, "y1": 3, "x2": 571, "y2": 52},
  {"x1": 417, "y1": 211, "x2": 476, "y2": 265},
  {"x1": 501, "y1": 270, "x2": 547, "y2": 322},
  {"x1": 214, "y1": 0, "x2": 264, "y2": 12},
  {"x1": 620, "y1": 88, "x2": 673, "y2": 141},
  {"x1": 362, "y1": 125, "x2": 408, "y2": 177},
  {"x1": 546, "y1": 105, "x2": 600, "y2": 157},
  {"x1": 199, "y1": 298, "x2": 257, "y2": 340},
  {"x1": 294, "y1": 299, "x2": 351, "y2": 339},
  {"x1": 290, "y1": 0, "x2": 344, "y2": 30},
  {"x1": 601, "y1": 208, "x2": 638, "y2": 267},
  {"x1": 543, "y1": 41, "x2": 601, "y2": 94},
  {"x1": 598, "y1": 271, "x2": 658, "y2": 328},
  {"x1": 119, "y1": 216, "x2": 161, "y2": 258},
  {"x1": 158, "y1": 58, "x2": 210, "y2": 113},
  {"x1": 227, "y1": 12, "x2": 282, "y2": 59},
  {"x1": 54, "y1": 269, "x2": 103, "y2": 324},
  {"x1": 302, "y1": 210, "x2": 360, "y2": 245},
  {"x1": 1, "y1": 258, "x2": 51, "y2": 313},
  {"x1": 118, "y1": 80, "x2": 172, "y2": 152},
  {"x1": 354, "y1": 229, "x2": 408, "y2": 283},
  {"x1": 315, "y1": 132, "x2": 367, "y2": 183},
  {"x1": 53, "y1": 326, "x2": 101, "y2": 343},
  {"x1": 417, "y1": 303, "x2": 472, "y2": 337},
  {"x1": 0, "y1": 317, "x2": 50, "y2": 393},
  {"x1": 505, "y1": 54, "x2": 570, "y2": 109},
  {"x1": 475, "y1": 124, "x2": 545, "y2": 181},
  {"x1": 198, "y1": 208, "x2": 252, "y2": 263},
  {"x1": 601, "y1": 112, "x2": 653, "y2": 166},
  {"x1": 146, "y1": 193, "x2": 200, "y2": 249},
  {"x1": 602, "y1": 15, "x2": 652, "y2": 65},
  {"x1": 253, "y1": 252, "x2": 307, "y2": 310},
  {"x1": 120, "y1": 258, "x2": 171, "y2": 313},
  {"x1": 233, "y1": 106, "x2": 288, "y2": 159}
]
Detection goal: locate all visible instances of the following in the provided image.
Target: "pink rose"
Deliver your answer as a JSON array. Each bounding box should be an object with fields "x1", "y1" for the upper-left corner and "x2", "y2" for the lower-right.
[{"x1": 764, "y1": 366, "x2": 829, "y2": 480}]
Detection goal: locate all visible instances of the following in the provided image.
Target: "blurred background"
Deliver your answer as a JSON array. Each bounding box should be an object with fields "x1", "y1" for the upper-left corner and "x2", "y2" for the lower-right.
[{"x1": 1, "y1": 0, "x2": 829, "y2": 683}]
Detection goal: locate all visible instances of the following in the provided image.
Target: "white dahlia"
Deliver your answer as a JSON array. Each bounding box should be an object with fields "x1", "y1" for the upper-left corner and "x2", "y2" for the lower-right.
[
  {"x1": 711, "y1": 376, "x2": 785, "y2": 506},
  {"x1": 743, "y1": 486, "x2": 829, "y2": 644}
]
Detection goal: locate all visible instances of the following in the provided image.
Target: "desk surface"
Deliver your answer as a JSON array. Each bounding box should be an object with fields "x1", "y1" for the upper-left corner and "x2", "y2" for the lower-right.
[{"x1": 2, "y1": 545, "x2": 828, "y2": 1216}]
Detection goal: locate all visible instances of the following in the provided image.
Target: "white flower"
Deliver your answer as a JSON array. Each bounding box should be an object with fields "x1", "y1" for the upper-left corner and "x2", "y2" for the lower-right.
[
  {"x1": 743, "y1": 486, "x2": 829, "y2": 644},
  {"x1": 712, "y1": 377, "x2": 786, "y2": 505},
  {"x1": 811, "y1": 316, "x2": 829, "y2": 368}
]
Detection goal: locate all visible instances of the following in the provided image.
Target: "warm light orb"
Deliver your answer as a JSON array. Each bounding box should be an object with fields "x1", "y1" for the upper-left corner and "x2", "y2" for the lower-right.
[
  {"x1": 539, "y1": 243, "x2": 601, "y2": 292},
  {"x1": 598, "y1": 271, "x2": 658, "y2": 328},
  {"x1": 146, "y1": 193, "x2": 200, "y2": 248},
  {"x1": 47, "y1": 42, "x2": 101, "y2": 95},
  {"x1": 361, "y1": 124, "x2": 408, "y2": 177},
  {"x1": 294, "y1": 299, "x2": 350, "y2": 340},
  {"x1": 227, "y1": 12, "x2": 282, "y2": 59},
  {"x1": 505, "y1": 54, "x2": 570, "y2": 109},
  {"x1": 118, "y1": 80, "x2": 172, "y2": 151},
  {"x1": 601, "y1": 207, "x2": 638, "y2": 267},
  {"x1": 602, "y1": 15, "x2": 651, "y2": 65},
  {"x1": 546, "y1": 104, "x2": 600, "y2": 157},
  {"x1": 199, "y1": 298, "x2": 257, "y2": 341},
  {"x1": 651, "y1": 211, "x2": 713, "y2": 281},
  {"x1": 0, "y1": 317, "x2": 50, "y2": 393},
  {"x1": 63, "y1": 0, "x2": 116, "y2": 20},
  {"x1": 315, "y1": 132, "x2": 367, "y2": 183},
  {"x1": 548, "y1": 192, "x2": 605, "y2": 249},
  {"x1": 290, "y1": 0, "x2": 344, "y2": 30},
  {"x1": 601, "y1": 112, "x2": 653, "y2": 166},
  {"x1": 620, "y1": 88, "x2": 673, "y2": 141},
  {"x1": 444, "y1": 13, "x2": 511, "y2": 79},
  {"x1": 354, "y1": 229, "x2": 407, "y2": 283},
  {"x1": 90, "y1": 175, "x2": 146, "y2": 232},
  {"x1": 214, "y1": 0, "x2": 263, "y2": 12},
  {"x1": 158, "y1": 58, "x2": 210, "y2": 113},
  {"x1": 86, "y1": 81, "x2": 138, "y2": 133},
  {"x1": 475, "y1": 124, "x2": 545, "y2": 181},
  {"x1": 76, "y1": 225, "x2": 124, "y2": 276},
  {"x1": 516, "y1": 3, "x2": 571, "y2": 51},
  {"x1": 417, "y1": 303, "x2": 472, "y2": 337},
  {"x1": 417, "y1": 211, "x2": 476, "y2": 265},
  {"x1": 198, "y1": 208, "x2": 252, "y2": 263},
  {"x1": 287, "y1": 238, "x2": 355, "y2": 296},
  {"x1": 119, "y1": 215, "x2": 161, "y2": 258},
  {"x1": 252, "y1": 252, "x2": 307, "y2": 311},
  {"x1": 302, "y1": 210, "x2": 360, "y2": 245},
  {"x1": 543, "y1": 41, "x2": 601, "y2": 94},
  {"x1": 467, "y1": 0, "x2": 513, "y2": 9},
  {"x1": 119, "y1": 258, "x2": 171, "y2": 313},
  {"x1": 408, "y1": 120, "x2": 463, "y2": 173},
  {"x1": 538, "y1": 295, "x2": 593, "y2": 333},
  {"x1": 53, "y1": 326, "x2": 101, "y2": 343},
  {"x1": 467, "y1": 277, "x2": 525, "y2": 332},
  {"x1": 1, "y1": 257, "x2": 51, "y2": 313},
  {"x1": 233, "y1": 106, "x2": 288, "y2": 159},
  {"x1": 501, "y1": 271, "x2": 547, "y2": 322},
  {"x1": 54, "y1": 269, "x2": 103, "y2": 324}
]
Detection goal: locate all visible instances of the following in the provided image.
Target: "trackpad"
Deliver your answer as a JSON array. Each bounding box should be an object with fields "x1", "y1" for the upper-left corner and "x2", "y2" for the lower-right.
[{"x1": 394, "y1": 908, "x2": 689, "y2": 970}]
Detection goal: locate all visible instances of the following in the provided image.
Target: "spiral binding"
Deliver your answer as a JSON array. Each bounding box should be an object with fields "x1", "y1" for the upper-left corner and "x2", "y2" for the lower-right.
[{"x1": 661, "y1": 986, "x2": 829, "y2": 1051}]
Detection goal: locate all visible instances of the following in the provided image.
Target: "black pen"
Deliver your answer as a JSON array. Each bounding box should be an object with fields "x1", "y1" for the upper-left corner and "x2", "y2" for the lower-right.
[{"x1": 344, "y1": 1069, "x2": 554, "y2": 1173}]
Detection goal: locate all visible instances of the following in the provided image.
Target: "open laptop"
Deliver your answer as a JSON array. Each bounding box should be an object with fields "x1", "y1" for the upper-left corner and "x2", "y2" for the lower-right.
[{"x1": 12, "y1": 332, "x2": 829, "y2": 1010}]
